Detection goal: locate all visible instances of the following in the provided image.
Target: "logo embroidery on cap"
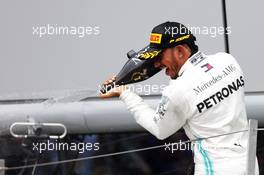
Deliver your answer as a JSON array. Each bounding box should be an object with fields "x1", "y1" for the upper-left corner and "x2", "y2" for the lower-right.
[
  {"x1": 170, "y1": 34, "x2": 190, "y2": 43},
  {"x1": 139, "y1": 50, "x2": 161, "y2": 59},
  {"x1": 150, "y1": 33, "x2": 162, "y2": 44}
]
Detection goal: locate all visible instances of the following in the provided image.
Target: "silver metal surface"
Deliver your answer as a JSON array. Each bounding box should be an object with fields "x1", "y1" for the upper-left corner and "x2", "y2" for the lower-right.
[
  {"x1": 10, "y1": 122, "x2": 67, "y2": 139},
  {"x1": 0, "y1": 160, "x2": 4, "y2": 175},
  {"x1": 0, "y1": 92, "x2": 263, "y2": 135},
  {"x1": 246, "y1": 119, "x2": 258, "y2": 175}
]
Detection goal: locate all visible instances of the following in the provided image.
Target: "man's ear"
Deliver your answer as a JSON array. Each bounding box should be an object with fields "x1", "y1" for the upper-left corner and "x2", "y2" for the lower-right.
[
  {"x1": 179, "y1": 52, "x2": 183, "y2": 58},
  {"x1": 176, "y1": 45, "x2": 191, "y2": 59},
  {"x1": 174, "y1": 45, "x2": 184, "y2": 58}
]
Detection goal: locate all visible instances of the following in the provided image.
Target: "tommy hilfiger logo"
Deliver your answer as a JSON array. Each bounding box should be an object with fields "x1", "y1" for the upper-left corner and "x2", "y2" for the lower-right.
[{"x1": 201, "y1": 63, "x2": 213, "y2": 72}]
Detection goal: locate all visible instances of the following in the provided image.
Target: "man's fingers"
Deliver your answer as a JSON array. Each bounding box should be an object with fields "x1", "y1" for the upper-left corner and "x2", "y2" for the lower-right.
[
  {"x1": 100, "y1": 75, "x2": 119, "y2": 98},
  {"x1": 99, "y1": 93, "x2": 109, "y2": 98},
  {"x1": 99, "y1": 90, "x2": 117, "y2": 99},
  {"x1": 99, "y1": 85, "x2": 127, "y2": 99},
  {"x1": 103, "y1": 75, "x2": 116, "y2": 85}
]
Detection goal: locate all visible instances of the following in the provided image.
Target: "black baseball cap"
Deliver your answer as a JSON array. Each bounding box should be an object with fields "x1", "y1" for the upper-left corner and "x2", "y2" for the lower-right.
[{"x1": 138, "y1": 21, "x2": 196, "y2": 60}]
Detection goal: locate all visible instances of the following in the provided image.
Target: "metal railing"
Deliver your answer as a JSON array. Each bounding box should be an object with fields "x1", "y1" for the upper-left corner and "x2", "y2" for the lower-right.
[{"x1": 0, "y1": 119, "x2": 262, "y2": 175}]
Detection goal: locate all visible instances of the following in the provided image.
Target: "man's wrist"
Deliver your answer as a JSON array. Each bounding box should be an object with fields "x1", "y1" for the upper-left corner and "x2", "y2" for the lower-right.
[{"x1": 118, "y1": 85, "x2": 129, "y2": 96}]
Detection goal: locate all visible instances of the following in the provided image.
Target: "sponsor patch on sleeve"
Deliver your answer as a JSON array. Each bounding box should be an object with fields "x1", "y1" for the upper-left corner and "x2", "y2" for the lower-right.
[
  {"x1": 156, "y1": 96, "x2": 169, "y2": 116},
  {"x1": 153, "y1": 96, "x2": 170, "y2": 124}
]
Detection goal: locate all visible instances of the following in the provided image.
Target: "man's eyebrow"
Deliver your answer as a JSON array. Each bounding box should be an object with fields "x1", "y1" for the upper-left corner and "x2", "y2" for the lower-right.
[
  {"x1": 158, "y1": 51, "x2": 165, "y2": 59},
  {"x1": 155, "y1": 55, "x2": 162, "y2": 62}
]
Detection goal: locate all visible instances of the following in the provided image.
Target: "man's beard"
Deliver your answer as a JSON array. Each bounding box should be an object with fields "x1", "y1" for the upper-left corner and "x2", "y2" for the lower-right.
[
  {"x1": 171, "y1": 75, "x2": 178, "y2": 79},
  {"x1": 170, "y1": 63, "x2": 178, "y2": 79}
]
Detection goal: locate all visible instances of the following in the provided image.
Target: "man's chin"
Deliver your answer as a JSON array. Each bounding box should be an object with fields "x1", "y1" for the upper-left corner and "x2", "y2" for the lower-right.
[
  {"x1": 165, "y1": 69, "x2": 178, "y2": 79},
  {"x1": 169, "y1": 73, "x2": 178, "y2": 79},
  {"x1": 165, "y1": 73, "x2": 178, "y2": 79},
  {"x1": 170, "y1": 75, "x2": 178, "y2": 79}
]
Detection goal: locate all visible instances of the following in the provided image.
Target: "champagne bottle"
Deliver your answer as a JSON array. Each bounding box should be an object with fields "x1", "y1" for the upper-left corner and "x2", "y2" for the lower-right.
[{"x1": 100, "y1": 46, "x2": 162, "y2": 94}]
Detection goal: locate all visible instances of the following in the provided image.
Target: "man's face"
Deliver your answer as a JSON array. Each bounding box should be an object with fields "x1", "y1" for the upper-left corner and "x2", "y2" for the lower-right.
[{"x1": 154, "y1": 47, "x2": 180, "y2": 79}]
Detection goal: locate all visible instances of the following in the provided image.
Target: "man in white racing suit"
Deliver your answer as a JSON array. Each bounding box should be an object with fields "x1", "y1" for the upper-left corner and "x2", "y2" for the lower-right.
[{"x1": 100, "y1": 21, "x2": 259, "y2": 175}]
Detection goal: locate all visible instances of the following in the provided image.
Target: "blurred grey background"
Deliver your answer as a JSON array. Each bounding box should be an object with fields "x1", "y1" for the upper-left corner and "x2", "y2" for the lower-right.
[{"x1": 0, "y1": 0, "x2": 263, "y2": 99}]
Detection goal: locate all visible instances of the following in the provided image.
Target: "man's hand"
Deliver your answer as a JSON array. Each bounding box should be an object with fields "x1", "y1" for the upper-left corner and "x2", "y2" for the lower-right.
[{"x1": 99, "y1": 76, "x2": 128, "y2": 99}]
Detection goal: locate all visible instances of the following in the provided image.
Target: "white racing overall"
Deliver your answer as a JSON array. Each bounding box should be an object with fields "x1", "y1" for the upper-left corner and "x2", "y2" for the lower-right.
[{"x1": 120, "y1": 51, "x2": 259, "y2": 175}]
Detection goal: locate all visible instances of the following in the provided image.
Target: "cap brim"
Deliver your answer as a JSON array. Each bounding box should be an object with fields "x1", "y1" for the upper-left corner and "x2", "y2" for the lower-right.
[{"x1": 137, "y1": 45, "x2": 163, "y2": 60}]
